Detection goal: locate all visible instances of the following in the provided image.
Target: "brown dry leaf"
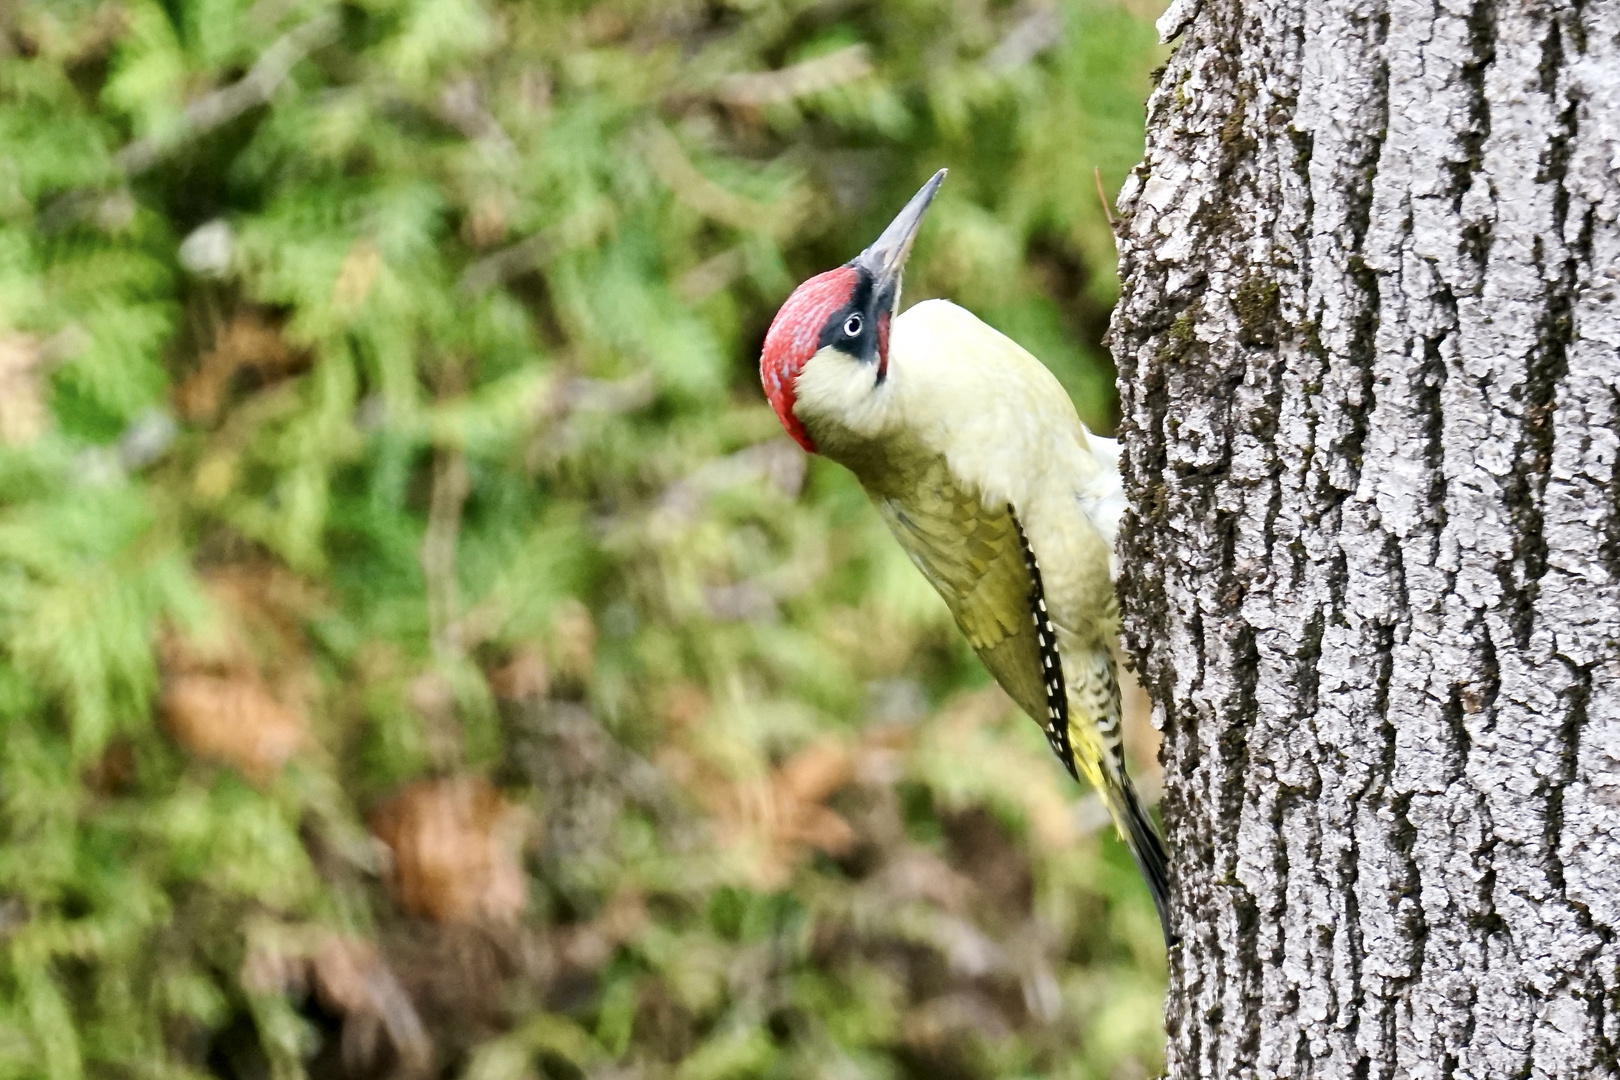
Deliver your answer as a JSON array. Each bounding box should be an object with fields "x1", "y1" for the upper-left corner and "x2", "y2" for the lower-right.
[
  {"x1": 371, "y1": 777, "x2": 529, "y2": 924},
  {"x1": 83, "y1": 740, "x2": 136, "y2": 796},
  {"x1": 333, "y1": 239, "x2": 382, "y2": 310},
  {"x1": 159, "y1": 564, "x2": 321, "y2": 783},
  {"x1": 241, "y1": 928, "x2": 431, "y2": 1077},
  {"x1": 662, "y1": 682, "x2": 709, "y2": 730},
  {"x1": 693, "y1": 737, "x2": 859, "y2": 888},
  {"x1": 161, "y1": 673, "x2": 309, "y2": 783},
  {"x1": 0, "y1": 334, "x2": 47, "y2": 447},
  {"x1": 773, "y1": 740, "x2": 859, "y2": 858},
  {"x1": 407, "y1": 669, "x2": 457, "y2": 725},
  {"x1": 489, "y1": 647, "x2": 549, "y2": 701},
  {"x1": 176, "y1": 312, "x2": 305, "y2": 421},
  {"x1": 556, "y1": 889, "x2": 647, "y2": 970},
  {"x1": 463, "y1": 196, "x2": 510, "y2": 249},
  {"x1": 775, "y1": 739, "x2": 854, "y2": 807},
  {"x1": 308, "y1": 935, "x2": 380, "y2": 1015},
  {"x1": 202, "y1": 564, "x2": 324, "y2": 682},
  {"x1": 206, "y1": 562, "x2": 323, "y2": 626},
  {"x1": 311, "y1": 935, "x2": 432, "y2": 1076},
  {"x1": 547, "y1": 599, "x2": 597, "y2": 693},
  {"x1": 777, "y1": 802, "x2": 857, "y2": 859},
  {"x1": 581, "y1": 5, "x2": 630, "y2": 44}
]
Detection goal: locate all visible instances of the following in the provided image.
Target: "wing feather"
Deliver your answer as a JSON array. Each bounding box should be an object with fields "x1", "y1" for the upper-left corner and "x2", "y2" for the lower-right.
[
  {"x1": 866, "y1": 446, "x2": 1174, "y2": 945},
  {"x1": 871, "y1": 455, "x2": 1046, "y2": 724}
]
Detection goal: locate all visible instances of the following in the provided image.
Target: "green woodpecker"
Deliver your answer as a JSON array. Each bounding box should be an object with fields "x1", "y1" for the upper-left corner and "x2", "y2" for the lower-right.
[{"x1": 759, "y1": 170, "x2": 1171, "y2": 943}]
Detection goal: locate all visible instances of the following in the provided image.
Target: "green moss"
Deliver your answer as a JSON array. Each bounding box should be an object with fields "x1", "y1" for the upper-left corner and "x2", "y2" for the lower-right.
[
  {"x1": 1233, "y1": 275, "x2": 1282, "y2": 348},
  {"x1": 1156, "y1": 311, "x2": 1199, "y2": 366},
  {"x1": 1218, "y1": 88, "x2": 1258, "y2": 166},
  {"x1": 1301, "y1": 319, "x2": 1328, "y2": 360}
]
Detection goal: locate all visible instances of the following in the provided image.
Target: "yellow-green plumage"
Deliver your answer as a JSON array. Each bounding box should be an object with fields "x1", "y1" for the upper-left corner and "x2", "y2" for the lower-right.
[
  {"x1": 872, "y1": 458, "x2": 1048, "y2": 718},
  {"x1": 793, "y1": 299, "x2": 1171, "y2": 943}
]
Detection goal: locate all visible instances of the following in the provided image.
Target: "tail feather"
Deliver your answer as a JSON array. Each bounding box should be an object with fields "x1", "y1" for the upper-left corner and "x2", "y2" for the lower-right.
[{"x1": 1117, "y1": 777, "x2": 1174, "y2": 949}]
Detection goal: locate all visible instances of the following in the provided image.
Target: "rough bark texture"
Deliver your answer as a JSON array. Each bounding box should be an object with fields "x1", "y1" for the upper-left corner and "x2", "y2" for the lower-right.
[{"x1": 1109, "y1": 1, "x2": 1620, "y2": 1077}]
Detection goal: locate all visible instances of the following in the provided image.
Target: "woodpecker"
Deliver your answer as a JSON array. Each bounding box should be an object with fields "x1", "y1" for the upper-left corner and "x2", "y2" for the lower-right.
[{"x1": 759, "y1": 170, "x2": 1171, "y2": 944}]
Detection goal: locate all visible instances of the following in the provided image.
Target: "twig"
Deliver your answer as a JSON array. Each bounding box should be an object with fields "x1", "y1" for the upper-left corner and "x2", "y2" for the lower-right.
[
  {"x1": 984, "y1": 7, "x2": 1063, "y2": 72},
  {"x1": 675, "y1": 247, "x2": 746, "y2": 303},
  {"x1": 422, "y1": 447, "x2": 471, "y2": 661},
  {"x1": 657, "y1": 441, "x2": 805, "y2": 520},
  {"x1": 551, "y1": 373, "x2": 657, "y2": 415},
  {"x1": 459, "y1": 232, "x2": 549, "y2": 294},
  {"x1": 439, "y1": 77, "x2": 518, "y2": 164},
  {"x1": 421, "y1": 366, "x2": 472, "y2": 663},
  {"x1": 1093, "y1": 165, "x2": 1116, "y2": 227},
  {"x1": 521, "y1": 373, "x2": 659, "y2": 475},
  {"x1": 115, "y1": 12, "x2": 338, "y2": 176},
  {"x1": 716, "y1": 44, "x2": 873, "y2": 108},
  {"x1": 644, "y1": 125, "x2": 806, "y2": 237}
]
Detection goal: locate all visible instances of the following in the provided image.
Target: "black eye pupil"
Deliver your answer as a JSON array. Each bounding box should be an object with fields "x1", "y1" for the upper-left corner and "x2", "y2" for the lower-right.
[{"x1": 844, "y1": 314, "x2": 862, "y2": 336}]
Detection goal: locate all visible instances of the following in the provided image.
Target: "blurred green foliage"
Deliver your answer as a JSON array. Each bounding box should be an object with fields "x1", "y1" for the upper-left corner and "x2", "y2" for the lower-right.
[{"x1": 0, "y1": 1, "x2": 1166, "y2": 1077}]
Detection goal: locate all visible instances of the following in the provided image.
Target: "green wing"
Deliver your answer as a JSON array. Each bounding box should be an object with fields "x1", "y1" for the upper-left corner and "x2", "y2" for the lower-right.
[
  {"x1": 864, "y1": 452, "x2": 1173, "y2": 945},
  {"x1": 868, "y1": 456, "x2": 1047, "y2": 727}
]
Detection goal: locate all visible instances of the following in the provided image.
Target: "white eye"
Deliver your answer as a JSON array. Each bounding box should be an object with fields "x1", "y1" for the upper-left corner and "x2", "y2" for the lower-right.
[{"x1": 843, "y1": 313, "x2": 863, "y2": 337}]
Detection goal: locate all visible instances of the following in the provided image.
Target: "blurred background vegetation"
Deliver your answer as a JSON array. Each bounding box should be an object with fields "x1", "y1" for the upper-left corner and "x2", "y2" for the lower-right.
[{"x1": 0, "y1": 1, "x2": 1168, "y2": 1077}]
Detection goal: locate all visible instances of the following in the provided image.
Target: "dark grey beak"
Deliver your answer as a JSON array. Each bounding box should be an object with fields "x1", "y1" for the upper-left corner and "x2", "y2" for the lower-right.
[{"x1": 854, "y1": 169, "x2": 946, "y2": 309}]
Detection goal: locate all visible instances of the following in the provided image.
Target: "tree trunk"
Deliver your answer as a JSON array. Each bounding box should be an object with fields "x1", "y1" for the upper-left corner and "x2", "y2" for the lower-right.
[{"x1": 1109, "y1": 1, "x2": 1620, "y2": 1076}]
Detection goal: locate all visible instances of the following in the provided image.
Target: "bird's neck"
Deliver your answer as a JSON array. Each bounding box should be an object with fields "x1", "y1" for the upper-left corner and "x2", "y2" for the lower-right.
[{"x1": 803, "y1": 414, "x2": 938, "y2": 501}]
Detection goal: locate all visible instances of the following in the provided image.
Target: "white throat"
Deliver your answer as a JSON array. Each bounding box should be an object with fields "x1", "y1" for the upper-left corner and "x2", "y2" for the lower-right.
[{"x1": 791, "y1": 343, "x2": 898, "y2": 443}]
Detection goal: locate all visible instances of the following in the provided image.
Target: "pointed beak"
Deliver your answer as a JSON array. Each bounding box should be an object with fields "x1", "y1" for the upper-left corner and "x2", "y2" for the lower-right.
[{"x1": 854, "y1": 169, "x2": 946, "y2": 305}]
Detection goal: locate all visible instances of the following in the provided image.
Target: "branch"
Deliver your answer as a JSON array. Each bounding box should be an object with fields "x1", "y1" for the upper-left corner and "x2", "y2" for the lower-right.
[
  {"x1": 421, "y1": 445, "x2": 471, "y2": 662},
  {"x1": 421, "y1": 364, "x2": 472, "y2": 663},
  {"x1": 984, "y1": 7, "x2": 1063, "y2": 72},
  {"x1": 643, "y1": 125, "x2": 807, "y2": 237},
  {"x1": 438, "y1": 77, "x2": 518, "y2": 164},
  {"x1": 114, "y1": 12, "x2": 339, "y2": 176},
  {"x1": 1093, "y1": 165, "x2": 1116, "y2": 226},
  {"x1": 459, "y1": 232, "x2": 549, "y2": 294},
  {"x1": 714, "y1": 44, "x2": 873, "y2": 108}
]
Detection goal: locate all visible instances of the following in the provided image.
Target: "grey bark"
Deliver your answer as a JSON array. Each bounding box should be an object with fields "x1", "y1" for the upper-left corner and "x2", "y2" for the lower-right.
[{"x1": 1108, "y1": 1, "x2": 1620, "y2": 1077}]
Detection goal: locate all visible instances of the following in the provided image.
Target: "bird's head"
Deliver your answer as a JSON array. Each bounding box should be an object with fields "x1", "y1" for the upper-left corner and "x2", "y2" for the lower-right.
[{"x1": 760, "y1": 170, "x2": 945, "y2": 453}]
